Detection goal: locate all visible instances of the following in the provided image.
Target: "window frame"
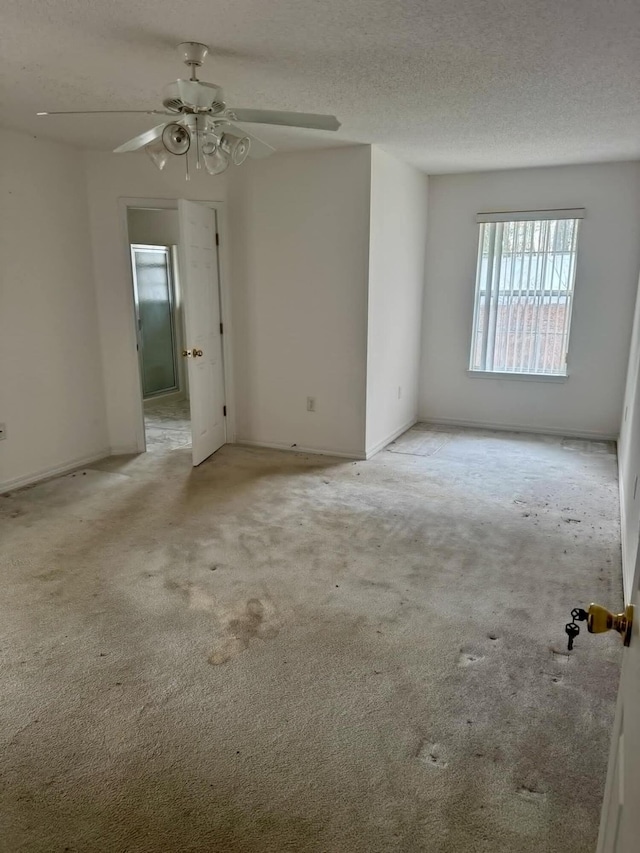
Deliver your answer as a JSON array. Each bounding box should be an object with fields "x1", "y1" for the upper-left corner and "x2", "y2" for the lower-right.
[{"x1": 468, "y1": 208, "x2": 584, "y2": 380}]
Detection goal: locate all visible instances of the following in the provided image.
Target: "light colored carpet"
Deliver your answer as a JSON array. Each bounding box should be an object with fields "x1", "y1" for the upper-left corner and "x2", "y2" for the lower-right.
[
  {"x1": 0, "y1": 427, "x2": 622, "y2": 852},
  {"x1": 388, "y1": 423, "x2": 616, "y2": 459}
]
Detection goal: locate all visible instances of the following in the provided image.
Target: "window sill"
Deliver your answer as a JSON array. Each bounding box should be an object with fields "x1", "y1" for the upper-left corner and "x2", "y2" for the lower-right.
[{"x1": 467, "y1": 370, "x2": 568, "y2": 383}]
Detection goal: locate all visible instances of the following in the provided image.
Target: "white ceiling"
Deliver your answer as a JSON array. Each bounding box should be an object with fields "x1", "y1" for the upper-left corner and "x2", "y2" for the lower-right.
[{"x1": 1, "y1": 0, "x2": 639, "y2": 173}]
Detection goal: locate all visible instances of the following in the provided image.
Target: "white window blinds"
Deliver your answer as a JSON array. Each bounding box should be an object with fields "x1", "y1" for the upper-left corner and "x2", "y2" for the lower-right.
[{"x1": 469, "y1": 212, "x2": 583, "y2": 376}]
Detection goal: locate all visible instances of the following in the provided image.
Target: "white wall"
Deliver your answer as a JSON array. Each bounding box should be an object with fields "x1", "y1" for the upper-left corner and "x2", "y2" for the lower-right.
[
  {"x1": 83, "y1": 152, "x2": 228, "y2": 453},
  {"x1": 86, "y1": 146, "x2": 373, "y2": 458},
  {"x1": 127, "y1": 208, "x2": 180, "y2": 246},
  {"x1": 365, "y1": 148, "x2": 428, "y2": 456},
  {"x1": 419, "y1": 161, "x2": 640, "y2": 438},
  {"x1": 0, "y1": 129, "x2": 107, "y2": 491},
  {"x1": 228, "y1": 146, "x2": 371, "y2": 457}
]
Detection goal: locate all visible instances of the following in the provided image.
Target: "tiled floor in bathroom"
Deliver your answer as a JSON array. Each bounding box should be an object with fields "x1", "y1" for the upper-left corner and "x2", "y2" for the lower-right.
[{"x1": 144, "y1": 397, "x2": 191, "y2": 451}]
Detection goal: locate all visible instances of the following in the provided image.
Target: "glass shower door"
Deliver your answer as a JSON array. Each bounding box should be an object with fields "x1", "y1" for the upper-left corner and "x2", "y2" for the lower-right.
[{"x1": 131, "y1": 245, "x2": 179, "y2": 398}]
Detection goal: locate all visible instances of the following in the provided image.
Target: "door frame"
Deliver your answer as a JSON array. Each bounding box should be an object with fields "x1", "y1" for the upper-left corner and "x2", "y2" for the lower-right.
[{"x1": 119, "y1": 197, "x2": 236, "y2": 453}]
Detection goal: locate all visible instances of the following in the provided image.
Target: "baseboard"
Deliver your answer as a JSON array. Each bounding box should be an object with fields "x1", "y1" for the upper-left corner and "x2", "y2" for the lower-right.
[
  {"x1": 419, "y1": 415, "x2": 617, "y2": 442},
  {"x1": 235, "y1": 439, "x2": 366, "y2": 460},
  {"x1": 109, "y1": 444, "x2": 143, "y2": 456},
  {"x1": 0, "y1": 449, "x2": 111, "y2": 495},
  {"x1": 144, "y1": 391, "x2": 185, "y2": 408},
  {"x1": 365, "y1": 417, "x2": 418, "y2": 460}
]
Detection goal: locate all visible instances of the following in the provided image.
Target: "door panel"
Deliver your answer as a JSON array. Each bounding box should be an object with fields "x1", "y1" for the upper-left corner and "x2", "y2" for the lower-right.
[
  {"x1": 597, "y1": 274, "x2": 640, "y2": 851},
  {"x1": 597, "y1": 574, "x2": 640, "y2": 853},
  {"x1": 178, "y1": 201, "x2": 226, "y2": 466}
]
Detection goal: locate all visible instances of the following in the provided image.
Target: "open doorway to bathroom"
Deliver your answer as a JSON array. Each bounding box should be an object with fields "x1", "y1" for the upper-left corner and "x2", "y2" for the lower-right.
[{"x1": 127, "y1": 208, "x2": 192, "y2": 452}]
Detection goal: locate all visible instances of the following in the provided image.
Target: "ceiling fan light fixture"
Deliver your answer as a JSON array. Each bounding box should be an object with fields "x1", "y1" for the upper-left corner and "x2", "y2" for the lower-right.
[
  {"x1": 39, "y1": 43, "x2": 340, "y2": 179},
  {"x1": 219, "y1": 131, "x2": 251, "y2": 166},
  {"x1": 162, "y1": 122, "x2": 191, "y2": 155},
  {"x1": 202, "y1": 145, "x2": 230, "y2": 176},
  {"x1": 145, "y1": 139, "x2": 170, "y2": 171},
  {"x1": 200, "y1": 133, "x2": 218, "y2": 156}
]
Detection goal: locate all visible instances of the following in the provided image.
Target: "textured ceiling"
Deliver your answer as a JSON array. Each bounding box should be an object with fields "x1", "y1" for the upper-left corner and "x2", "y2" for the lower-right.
[{"x1": 1, "y1": 0, "x2": 639, "y2": 173}]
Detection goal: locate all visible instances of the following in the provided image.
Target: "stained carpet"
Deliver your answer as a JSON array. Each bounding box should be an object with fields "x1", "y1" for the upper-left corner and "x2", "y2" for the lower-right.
[{"x1": 0, "y1": 427, "x2": 622, "y2": 852}]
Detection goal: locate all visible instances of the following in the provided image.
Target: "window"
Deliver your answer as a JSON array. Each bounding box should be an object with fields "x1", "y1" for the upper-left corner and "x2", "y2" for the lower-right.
[{"x1": 469, "y1": 209, "x2": 583, "y2": 376}]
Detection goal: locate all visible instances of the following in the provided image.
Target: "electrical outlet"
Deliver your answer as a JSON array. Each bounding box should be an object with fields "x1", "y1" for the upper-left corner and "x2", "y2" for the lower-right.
[
  {"x1": 306, "y1": 397, "x2": 316, "y2": 413},
  {"x1": 0, "y1": 423, "x2": 6, "y2": 440}
]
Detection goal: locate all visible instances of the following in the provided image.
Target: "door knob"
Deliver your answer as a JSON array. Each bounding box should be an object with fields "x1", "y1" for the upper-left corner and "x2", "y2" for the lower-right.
[
  {"x1": 182, "y1": 348, "x2": 192, "y2": 358},
  {"x1": 565, "y1": 603, "x2": 634, "y2": 650},
  {"x1": 182, "y1": 348, "x2": 203, "y2": 358},
  {"x1": 192, "y1": 348, "x2": 203, "y2": 358}
]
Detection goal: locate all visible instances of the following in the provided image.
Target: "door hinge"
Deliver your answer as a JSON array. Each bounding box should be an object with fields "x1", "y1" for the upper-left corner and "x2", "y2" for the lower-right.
[
  {"x1": 215, "y1": 232, "x2": 219, "y2": 246},
  {"x1": 220, "y1": 322, "x2": 223, "y2": 334},
  {"x1": 223, "y1": 405, "x2": 227, "y2": 417}
]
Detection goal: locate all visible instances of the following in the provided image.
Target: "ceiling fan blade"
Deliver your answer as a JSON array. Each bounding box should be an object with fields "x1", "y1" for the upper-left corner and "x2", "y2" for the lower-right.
[
  {"x1": 229, "y1": 109, "x2": 341, "y2": 132},
  {"x1": 37, "y1": 110, "x2": 171, "y2": 116},
  {"x1": 113, "y1": 123, "x2": 168, "y2": 154}
]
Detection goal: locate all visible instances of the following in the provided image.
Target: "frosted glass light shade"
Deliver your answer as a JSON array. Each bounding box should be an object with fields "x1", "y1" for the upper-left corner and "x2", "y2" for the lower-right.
[
  {"x1": 219, "y1": 132, "x2": 251, "y2": 165},
  {"x1": 202, "y1": 146, "x2": 229, "y2": 175},
  {"x1": 145, "y1": 140, "x2": 170, "y2": 171}
]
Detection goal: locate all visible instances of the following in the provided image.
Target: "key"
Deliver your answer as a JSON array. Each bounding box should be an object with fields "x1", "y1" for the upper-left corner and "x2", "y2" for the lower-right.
[
  {"x1": 571, "y1": 608, "x2": 588, "y2": 622},
  {"x1": 565, "y1": 621, "x2": 580, "y2": 651}
]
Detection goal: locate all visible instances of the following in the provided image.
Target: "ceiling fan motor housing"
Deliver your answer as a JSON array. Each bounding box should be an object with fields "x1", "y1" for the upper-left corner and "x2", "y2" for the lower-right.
[{"x1": 162, "y1": 81, "x2": 225, "y2": 114}]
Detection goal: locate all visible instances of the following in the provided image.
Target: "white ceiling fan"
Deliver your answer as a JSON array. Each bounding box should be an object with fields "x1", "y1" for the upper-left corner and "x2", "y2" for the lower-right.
[{"x1": 37, "y1": 42, "x2": 342, "y2": 177}]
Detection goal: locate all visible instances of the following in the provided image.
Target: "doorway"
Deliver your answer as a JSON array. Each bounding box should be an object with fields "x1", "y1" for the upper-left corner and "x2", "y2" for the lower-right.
[
  {"x1": 124, "y1": 200, "x2": 232, "y2": 465},
  {"x1": 127, "y1": 207, "x2": 192, "y2": 453}
]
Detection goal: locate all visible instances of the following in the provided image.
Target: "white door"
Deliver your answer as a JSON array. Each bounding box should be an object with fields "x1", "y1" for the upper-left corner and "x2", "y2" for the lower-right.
[
  {"x1": 178, "y1": 200, "x2": 226, "y2": 466},
  {"x1": 596, "y1": 564, "x2": 640, "y2": 852}
]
